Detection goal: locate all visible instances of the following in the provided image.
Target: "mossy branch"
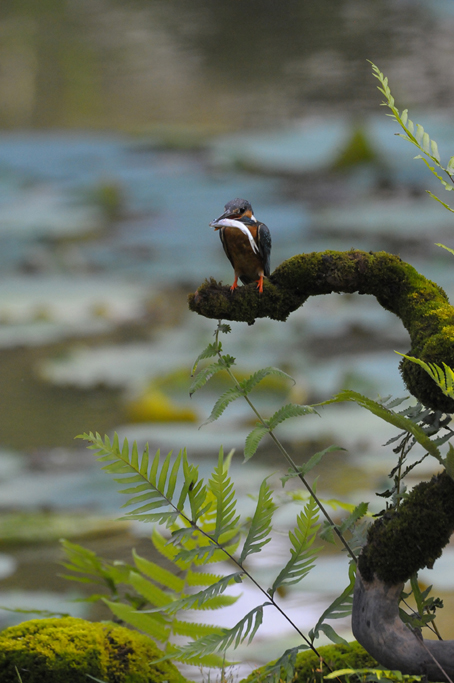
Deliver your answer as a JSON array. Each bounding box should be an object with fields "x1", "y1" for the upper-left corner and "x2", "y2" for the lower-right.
[{"x1": 189, "y1": 250, "x2": 454, "y2": 412}]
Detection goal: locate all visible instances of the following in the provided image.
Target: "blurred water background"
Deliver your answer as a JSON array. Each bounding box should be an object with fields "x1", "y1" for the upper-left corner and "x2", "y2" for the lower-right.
[{"x1": 1, "y1": 0, "x2": 454, "y2": 677}]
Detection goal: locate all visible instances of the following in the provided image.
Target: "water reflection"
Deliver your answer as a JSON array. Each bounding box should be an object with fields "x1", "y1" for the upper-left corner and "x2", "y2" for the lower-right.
[{"x1": 0, "y1": 0, "x2": 447, "y2": 130}]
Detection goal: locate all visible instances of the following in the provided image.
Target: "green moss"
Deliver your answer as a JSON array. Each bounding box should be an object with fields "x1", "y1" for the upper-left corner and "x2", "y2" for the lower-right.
[
  {"x1": 359, "y1": 471, "x2": 454, "y2": 584},
  {"x1": 0, "y1": 617, "x2": 186, "y2": 683},
  {"x1": 242, "y1": 641, "x2": 378, "y2": 683},
  {"x1": 189, "y1": 250, "x2": 454, "y2": 411}
]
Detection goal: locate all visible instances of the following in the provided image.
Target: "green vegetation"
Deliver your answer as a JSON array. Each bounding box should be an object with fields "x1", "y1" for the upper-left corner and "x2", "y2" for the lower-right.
[
  {"x1": 0, "y1": 617, "x2": 186, "y2": 683},
  {"x1": 243, "y1": 642, "x2": 378, "y2": 683}
]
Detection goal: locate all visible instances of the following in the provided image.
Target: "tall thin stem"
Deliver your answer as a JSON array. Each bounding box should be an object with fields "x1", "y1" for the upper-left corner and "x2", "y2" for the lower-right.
[{"x1": 215, "y1": 322, "x2": 357, "y2": 564}]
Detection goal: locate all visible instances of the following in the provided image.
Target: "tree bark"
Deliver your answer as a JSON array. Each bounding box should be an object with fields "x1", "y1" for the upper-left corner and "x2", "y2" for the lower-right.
[{"x1": 352, "y1": 572, "x2": 454, "y2": 682}]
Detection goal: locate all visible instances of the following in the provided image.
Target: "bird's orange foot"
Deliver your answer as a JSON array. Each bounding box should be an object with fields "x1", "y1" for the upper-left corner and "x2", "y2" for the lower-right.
[
  {"x1": 230, "y1": 276, "x2": 239, "y2": 292},
  {"x1": 256, "y1": 275, "x2": 264, "y2": 293}
]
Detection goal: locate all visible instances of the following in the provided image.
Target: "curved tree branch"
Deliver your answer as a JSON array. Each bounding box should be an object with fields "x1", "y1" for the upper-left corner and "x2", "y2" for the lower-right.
[
  {"x1": 352, "y1": 572, "x2": 454, "y2": 682},
  {"x1": 352, "y1": 471, "x2": 454, "y2": 681},
  {"x1": 189, "y1": 249, "x2": 454, "y2": 412}
]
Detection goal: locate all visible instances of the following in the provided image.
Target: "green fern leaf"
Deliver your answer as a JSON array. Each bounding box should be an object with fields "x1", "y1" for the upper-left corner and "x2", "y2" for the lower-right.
[
  {"x1": 201, "y1": 386, "x2": 244, "y2": 426},
  {"x1": 267, "y1": 403, "x2": 317, "y2": 430},
  {"x1": 172, "y1": 619, "x2": 224, "y2": 638},
  {"x1": 436, "y1": 242, "x2": 454, "y2": 256},
  {"x1": 172, "y1": 603, "x2": 269, "y2": 658},
  {"x1": 244, "y1": 423, "x2": 270, "y2": 461},
  {"x1": 318, "y1": 390, "x2": 442, "y2": 462},
  {"x1": 309, "y1": 563, "x2": 355, "y2": 644},
  {"x1": 239, "y1": 477, "x2": 275, "y2": 564},
  {"x1": 415, "y1": 123, "x2": 425, "y2": 145},
  {"x1": 189, "y1": 356, "x2": 236, "y2": 397},
  {"x1": 444, "y1": 443, "x2": 454, "y2": 480},
  {"x1": 338, "y1": 502, "x2": 369, "y2": 534},
  {"x1": 128, "y1": 571, "x2": 172, "y2": 608},
  {"x1": 261, "y1": 645, "x2": 309, "y2": 683},
  {"x1": 396, "y1": 353, "x2": 454, "y2": 400},
  {"x1": 132, "y1": 549, "x2": 184, "y2": 592},
  {"x1": 157, "y1": 572, "x2": 243, "y2": 615},
  {"x1": 280, "y1": 444, "x2": 345, "y2": 485},
  {"x1": 185, "y1": 569, "x2": 228, "y2": 587},
  {"x1": 196, "y1": 594, "x2": 240, "y2": 610},
  {"x1": 209, "y1": 447, "x2": 240, "y2": 541},
  {"x1": 165, "y1": 643, "x2": 229, "y2": 668},
  {"x1": 240, "y1": 367, "x2": 295, "y2": 395},
  {"x1": 60, "y1": 540, "x2": 132, "y2": 589},
  {"x1": 104, "y1": 599, "x2": 169, "y2": 641},
  {"x1": 191, "y1": 342, "x2": 221, "y2": 376},
  {"x1": 270, "y1": 496, "x2": 320, "y2": 595},
  {"x1": 427, "y1": 191, "x2": 454, "y2": 212},
  {"x1": 175, "y1": 540, "x2": 240, "y2": 566},
  {"x1": 151, "y1": 528, "x2": 189, "y2": 570}
]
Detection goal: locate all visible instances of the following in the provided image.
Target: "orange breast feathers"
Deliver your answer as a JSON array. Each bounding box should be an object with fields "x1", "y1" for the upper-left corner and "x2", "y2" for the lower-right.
[{"x1": 221, "y1": 225, "x2": 264, "y2": 283}]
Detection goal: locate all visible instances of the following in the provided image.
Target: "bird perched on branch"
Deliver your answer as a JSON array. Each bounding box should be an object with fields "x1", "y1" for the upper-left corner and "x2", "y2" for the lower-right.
[{"x1": 209, "y1": 198, "x2": 271, "y2": 293}]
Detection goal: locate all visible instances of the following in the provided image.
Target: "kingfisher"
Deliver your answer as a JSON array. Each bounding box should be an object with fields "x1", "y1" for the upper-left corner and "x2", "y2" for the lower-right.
[{"x1": 209, "y1": 198, "x2": 271, "y2": 293}]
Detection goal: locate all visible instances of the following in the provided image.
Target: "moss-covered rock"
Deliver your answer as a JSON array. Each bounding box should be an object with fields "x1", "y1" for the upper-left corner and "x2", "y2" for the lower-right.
[
  {"x1": 189, "y1": 250, "x2": 454, "y2": 411},
  {"x1": 242, "y1": 641, "x2": 378, "y2": 683},
  {"x1": 0, "y1": 617, "x2": 186, "y2": 683},
  {"x1": 359, "y1": 470, "x2": 454, "y2": 584}
]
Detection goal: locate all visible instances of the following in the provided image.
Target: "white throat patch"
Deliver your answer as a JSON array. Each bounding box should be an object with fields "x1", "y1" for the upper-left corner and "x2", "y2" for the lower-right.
[{"x1": 209, "y1": 218, "x2": 259, "y2": 254}]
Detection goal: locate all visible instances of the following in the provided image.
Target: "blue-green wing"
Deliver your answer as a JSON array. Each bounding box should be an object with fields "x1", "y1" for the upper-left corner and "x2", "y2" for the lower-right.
[{"x1": 257, "y1": 223, "x2": 271, "y2": 277}]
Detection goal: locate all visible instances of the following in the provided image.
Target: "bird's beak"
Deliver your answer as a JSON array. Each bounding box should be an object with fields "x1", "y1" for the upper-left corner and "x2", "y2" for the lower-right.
[{"x1": 209, "y1": 208, "x2": 233, "y2": 227}]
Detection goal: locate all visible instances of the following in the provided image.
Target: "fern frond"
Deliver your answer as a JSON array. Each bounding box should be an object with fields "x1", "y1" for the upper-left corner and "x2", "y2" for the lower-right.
[
  {"x1": 270, "y1": 496, "x2": 320, "y2": 596},
  {"x1": 396, "y1": 353, "x2": 454, "y2": 400},
  {"x1": 181, "y1": 452, "x2": 211, "y2": 523},
  {"x1": 267, "y1": 403, "x2": 317, "y2": 430},
  {"x1": 318, "y1": 391, "x2": 442, "y2": 463},
  {"x1": 444, "y1": 443, "x2": 454, "y2": 480},
  {"x1": 239, "y1": 477, "x2": 275, "y2": 563},
  {"x1": 171, "y1": 603, "x2": 269, "y2": 658},
  {"x1": 104, "y1": 599, "x2": 170, "y2": 642},
  {"x1": 189, "y1": 356, "x2": 236, "y2": 397},
  {"x1": 244, "y1": 423, "x2": 270, "y2": 461},
  {"x1": 338, "y1": 502, "x2": 369, "y2": 534},
  {"x1": 185, "y1": 568, "x2": 229, "y2": 587},
  {"x1": 261, "y1": 645, "x2": 309, "y2": 683},
  {"x1": 60, "y1": 539, "x2": 132, "y2": 590},
  {"x1": 208, "y1": 447, "x2": 241, "y2": 541},
  {"x1": 165, "y1": 642, "x2": 229, "y2": 668},
  {"x1": 281, "y1": 445, "x2": 345, "y2": 485},
  {"x1": 175, "y1": 539, "x2": 240, "y2": 566},
  {"x1": 436, "y1": 242, "x2": 454, "y2": 257},
  {"x1": 172, "y1": 620, "x2": 224, "y2": 638},
  {"x1": 191, "y1": 342, "x2": 221, "y2": 376},
  {"x1": 239, "y1": 367, "x2": 295, "y2": 394},
  {"x1": 370, "y1": 63, "x2": 443, "y2": 168},
  {"x1": 128, "y1": 571, "x2": 172, "y2": 608},
  {"x1": 309, "y1": 563, "x2": 355, "y2": 644},
  {"x1": 79, "y1": 433, "x2": 190, "y2": 525},
  {"x1": 151, "y1": 527, "x2": 188, "y2": 570},
  {"x1": 201, "y1": 386, "x2": 244, "y2": 426},
  {"x1": 194, "y1": 594, "x2": 240, "y2": 610},
  {"x1": 370, "y1": 62, "x2": 454, "y2": 211},
  {"x1": 154, "y1": 572, "x2": 243, "y2": 615}
]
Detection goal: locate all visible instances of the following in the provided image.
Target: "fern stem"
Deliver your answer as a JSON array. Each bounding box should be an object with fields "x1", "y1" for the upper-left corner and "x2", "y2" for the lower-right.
[
  {"x1": 180, "y1": 513, "x2": 327, "y2": 661},
  {"x1": 213, "y1": 325, "x2": 357, "y2": 564}
]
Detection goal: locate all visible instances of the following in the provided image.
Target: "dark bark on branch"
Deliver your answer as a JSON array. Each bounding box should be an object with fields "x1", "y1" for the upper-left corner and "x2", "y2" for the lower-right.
[
  {"x1": 353, "y1": 471, "x2": 454, "y2": 681},
  {"x1": 189, "y1": 249, "x2": 454, "y2": 412},
  {"x1": 352, "y1": 572, "x2": 454, "y2": 681}
]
